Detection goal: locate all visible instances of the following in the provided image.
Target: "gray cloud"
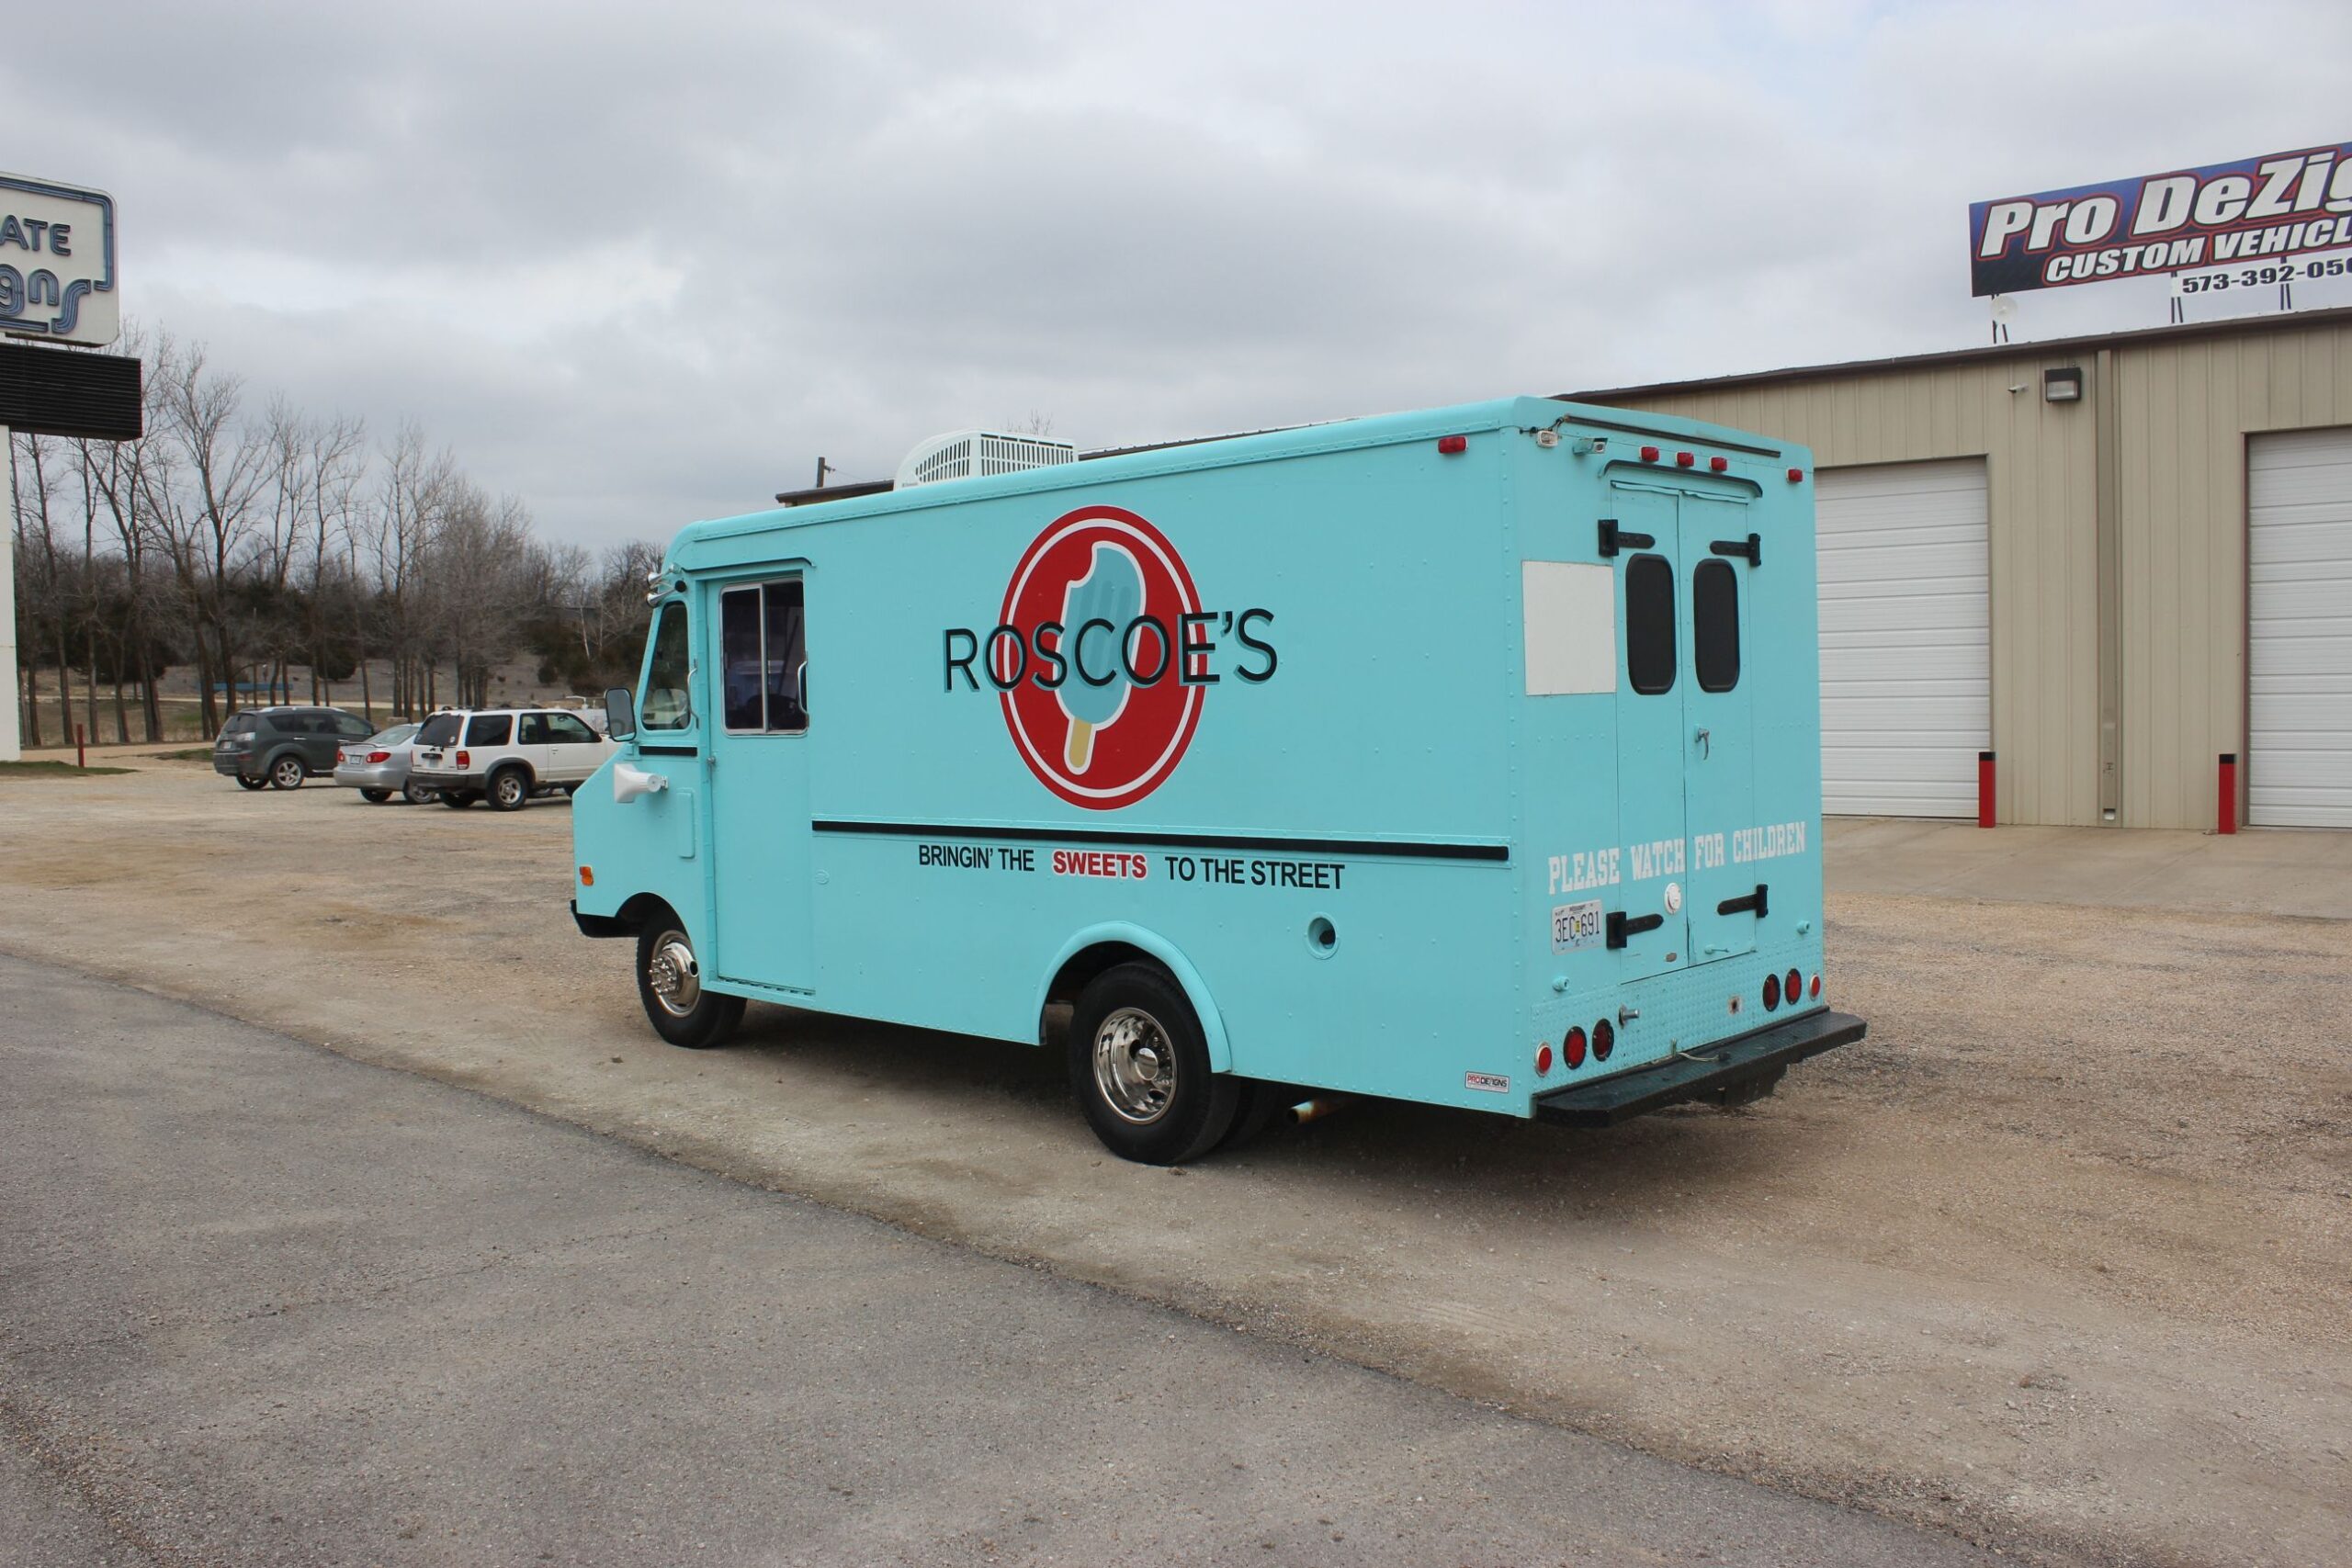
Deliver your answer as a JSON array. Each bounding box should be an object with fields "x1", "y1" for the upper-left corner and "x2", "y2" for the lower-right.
[{"x1": 11, "y1": 0, "x2": 2351, "y2": 547}]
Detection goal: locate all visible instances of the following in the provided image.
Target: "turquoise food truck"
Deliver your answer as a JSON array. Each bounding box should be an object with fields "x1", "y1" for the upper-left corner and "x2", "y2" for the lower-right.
[{"x1": 571, "y1": 397, "x2": 1864, "y2": 1164}]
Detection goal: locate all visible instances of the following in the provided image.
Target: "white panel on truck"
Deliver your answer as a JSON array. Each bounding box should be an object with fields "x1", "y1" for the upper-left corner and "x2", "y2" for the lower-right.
[
  {"x1": 2249, "y1": 427, "x2": 2352, "y2": 828},
  {"x1": 1814, "y1": 459, "x2": 1991, "y2": 818}
]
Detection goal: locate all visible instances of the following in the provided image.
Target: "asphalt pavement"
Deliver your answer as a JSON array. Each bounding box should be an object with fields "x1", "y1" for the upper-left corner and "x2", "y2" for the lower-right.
[{"x1": 0, "y1": 952, "x2": 2003, "y2": 1567}]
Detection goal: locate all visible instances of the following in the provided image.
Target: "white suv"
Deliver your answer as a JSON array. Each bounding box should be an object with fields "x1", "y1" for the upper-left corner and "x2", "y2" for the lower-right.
[{"x1": 408, "y1": 707, "x2": 616, "y2": 811}]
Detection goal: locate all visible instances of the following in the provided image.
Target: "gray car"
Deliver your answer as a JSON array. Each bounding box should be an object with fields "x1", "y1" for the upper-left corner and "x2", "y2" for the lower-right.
[
  {"x1": 330, "y1": 722, "x2": 433, "y2": 804},
  {"x1": 212, "y1": 706, "x2": 378, "y2": 790}
]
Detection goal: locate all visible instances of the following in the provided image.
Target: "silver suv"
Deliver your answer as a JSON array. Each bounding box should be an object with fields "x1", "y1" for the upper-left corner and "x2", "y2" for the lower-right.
[{"x1": 408, "y1": 707, "x2": 616, "y2": 811}]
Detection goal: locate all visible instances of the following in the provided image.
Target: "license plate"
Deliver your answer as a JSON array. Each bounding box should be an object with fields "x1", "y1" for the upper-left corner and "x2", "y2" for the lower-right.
[{"x1": 1550, "y1": 898, "x2": 1603, "y2": 953}]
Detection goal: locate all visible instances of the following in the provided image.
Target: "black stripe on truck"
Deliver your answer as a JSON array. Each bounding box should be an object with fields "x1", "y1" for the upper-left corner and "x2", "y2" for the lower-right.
[{"x1": 811, "y1": 819, "x2": 1508, "y2": 863}]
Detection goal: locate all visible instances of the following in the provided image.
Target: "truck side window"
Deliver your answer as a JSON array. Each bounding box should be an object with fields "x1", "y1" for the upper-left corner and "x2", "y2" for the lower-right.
[
  {"x1": 721, "y1": 588, "x2": 764, "y2": 731},
  {"x1": 763, "y1": 581, "x2": 808, "y2": 732},
  {"x1": 640, "y1": 604, "x2": 693, "y2": 730},
  {"x1": 1692, "y1": 558, "x2": 1741, "y2": 693},
  {"x1": 1626, "y1": 554, "x2": 1676, "y2": 695}
]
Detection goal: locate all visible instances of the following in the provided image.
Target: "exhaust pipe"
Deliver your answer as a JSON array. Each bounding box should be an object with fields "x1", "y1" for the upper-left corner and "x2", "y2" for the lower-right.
[{"x1": 1287, "y1": 1096, "x2": 1348, "y2": 1126}]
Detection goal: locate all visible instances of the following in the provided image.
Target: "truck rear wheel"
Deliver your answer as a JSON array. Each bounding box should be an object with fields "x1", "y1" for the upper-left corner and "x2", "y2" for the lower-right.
[
  {"x1": 637, "y1": 914, "x2": 744, "y2": 1049},
  {"x1": 1068, "y1": 963, "x2": 1238, "y2": 1165}
]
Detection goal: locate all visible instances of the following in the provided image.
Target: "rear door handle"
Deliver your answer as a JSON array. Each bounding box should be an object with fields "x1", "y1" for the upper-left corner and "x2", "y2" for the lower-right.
[
  {"x1": 1606, "y1": 910, "x2": 1665, "y2": 949},
  {"x1": 1716, "y1": 884, "x2": 1769, "y2": 918}
]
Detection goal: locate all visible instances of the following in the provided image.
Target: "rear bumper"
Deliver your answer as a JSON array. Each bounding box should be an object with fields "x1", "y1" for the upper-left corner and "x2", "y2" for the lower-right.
[
  {"x1": 211, "y1": 753, "x2": 256, "y2": 776},
  {"x1": 410, "y1": 768, "x2": 485, "y2": 791},
  {"x1": 571, "y1": 899, "x2": 633, "y2": 939},
  {"x1": 1533, "y1": 1008, "x2": 1866, "y2": 1127},
  {"x1": 332, "y1": 762, "x2": 408, "y2": 789}
]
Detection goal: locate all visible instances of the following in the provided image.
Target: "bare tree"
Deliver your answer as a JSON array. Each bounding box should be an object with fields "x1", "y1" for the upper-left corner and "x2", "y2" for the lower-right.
[
  {"x1": 302, "y1": 414, "x2": 366, "y2": 705},
  {"x1": 155, "y1": 344, "x2": 268, "y2": 735}
]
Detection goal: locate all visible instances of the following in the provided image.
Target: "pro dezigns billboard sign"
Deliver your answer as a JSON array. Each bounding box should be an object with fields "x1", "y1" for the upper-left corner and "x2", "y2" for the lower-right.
[{"x1": 1970, "y1": 141, "x2": 2352, "y2": 296}]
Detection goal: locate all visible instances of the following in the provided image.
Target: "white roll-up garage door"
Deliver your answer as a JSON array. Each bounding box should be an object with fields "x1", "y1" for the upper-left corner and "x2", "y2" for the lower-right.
[
  {"x1": 2248, "y1": 428, "x2": 2352, "y2": 828},
  {"x1": 1815, "y1": 459, "x2": 1992, "y2": 817}
]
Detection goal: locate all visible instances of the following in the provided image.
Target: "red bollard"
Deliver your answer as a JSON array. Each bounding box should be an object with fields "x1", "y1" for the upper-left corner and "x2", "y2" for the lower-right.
[
  {"x1": 1977, "y1": 750, "x2": 1996, "y2": 828},
  {"x1": 2218, "y1": 753, "x2": 2237, "y2": 835},
  {"x1": 75, "y1": 723, "x2": 85, "y2": 770}
]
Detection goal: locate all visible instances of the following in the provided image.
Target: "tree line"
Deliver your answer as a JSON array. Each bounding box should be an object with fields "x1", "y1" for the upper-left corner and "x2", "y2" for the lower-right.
[{"x1": 9, "y1": 330, "x2": 661, "y2": 747}]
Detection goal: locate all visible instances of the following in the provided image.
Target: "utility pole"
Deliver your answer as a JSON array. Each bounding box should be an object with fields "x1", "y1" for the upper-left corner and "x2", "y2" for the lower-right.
[{"x1": 813, "y1": 457, "x2": 836, "y2": 490}]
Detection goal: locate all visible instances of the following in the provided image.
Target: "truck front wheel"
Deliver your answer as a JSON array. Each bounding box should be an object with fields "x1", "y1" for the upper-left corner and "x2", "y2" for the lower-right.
[
  {"x1": 637, "y1": 913, "x2": 744, "y2": 1049},
  {"x1": 1069, "y1": 963, "x2": 1238, "y2": 1165}
]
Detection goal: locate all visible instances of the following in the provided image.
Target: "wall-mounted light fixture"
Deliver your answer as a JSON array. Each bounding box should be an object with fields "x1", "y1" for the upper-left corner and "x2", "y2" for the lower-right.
[{"x1": 2043, "y1": 367, "x2": 2085, "y2": 403}]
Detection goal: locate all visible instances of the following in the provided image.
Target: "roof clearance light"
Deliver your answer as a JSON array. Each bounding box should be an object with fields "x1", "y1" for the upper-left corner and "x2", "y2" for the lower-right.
[
  {"x1": 1709, "y1": 456, "x2": 1728, "y2": 472},
  {"x1": 1787, "y1": 467, "x2": 1805, "y2": 482},
  {"x1": 1437, "y1": 434, "x2": 1468, "y2": 455},
  {"x1": 1640, "y1": 445, "x2": 1660, "y2": 462},
  {"x1": 1676, "y1": 451, "x2": 1696, "y2": 468}
]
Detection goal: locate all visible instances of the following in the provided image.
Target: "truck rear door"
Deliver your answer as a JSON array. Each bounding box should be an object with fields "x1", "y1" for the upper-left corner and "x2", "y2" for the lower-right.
[
  {"x1": 1607, "y1": 479, "x2": 1763, "y2": 978},
  {"x1": 1610, "y1": 485, "x2": 1688, "y2": 981},
  {"x1": 1680, "y1": 493, "x2": 1760, "y2": 964}
]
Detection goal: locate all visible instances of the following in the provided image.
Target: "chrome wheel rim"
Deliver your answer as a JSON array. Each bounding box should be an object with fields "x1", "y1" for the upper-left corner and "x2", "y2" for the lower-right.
[
  {"x1": 497, "y1": 775, "x2": 524, "y2": 806},
  {"x1": 1091, "y1": 1006, "x2": 1177, "y2": 1125},
  {"x1": 646, "y1": 930, "x2": 701, "y2": 1017},
  {"x1": 273, "y1": 759, "x2": 301, "y2": 787}
]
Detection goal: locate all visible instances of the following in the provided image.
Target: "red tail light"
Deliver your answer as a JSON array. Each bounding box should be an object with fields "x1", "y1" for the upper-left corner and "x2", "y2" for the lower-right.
[
  {"x1": 1591, "y1": 1019, "x2": 1614, "y2": 1061},
  {"x1": 1437, "y1": 434, "x2": 1468, "y2": 455},
  {"x1": 1786, "y1": 969, "x2": 1803, "y2": 1005},
  {"x1": 367, "y1": 750, "x2": 390, "y2": 764},
  {"x1": 457, "y1": 750, "x2": 470, "y2": 768},
  {"x1": 1810, "y1": 973, "x2": 1822, "y2": 999},
  {"x1": 1535, "y1": 1043, "x2": 1554, "y2": 1076},
  {"x1": 1763, "y1": 973, "x2": 1781, "y2": 1010},
  {"x1": 1786, "y1": 467, "x2": 1805, "y2": 482},
  {"x1": 1564, "y1": 1026, "x2": 1587, "y2": 1068}
]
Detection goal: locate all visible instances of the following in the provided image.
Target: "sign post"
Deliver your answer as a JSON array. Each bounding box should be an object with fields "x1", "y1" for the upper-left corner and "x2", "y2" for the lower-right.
[{"x1": 1, "y1": 172, "x2": 125, "y2": 761}]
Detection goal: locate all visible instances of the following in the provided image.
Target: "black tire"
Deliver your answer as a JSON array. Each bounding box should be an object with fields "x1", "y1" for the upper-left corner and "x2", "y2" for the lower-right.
[
  {"x1": 636, "y1": 914, "x2": 744, "y2": 1048},
  {"x1": 401, "y1": 781, "x2": 437, "y2": 805},
  {"x1": 1218, "y1": 1079, "x2": 1290, "y2": 1152},
  {"x1": 234, "y1": 773, "x2": 269, "y2": 791},
  {"x1": 439, "y1": 790, "x2": 479, "y2": 809},
  {"x1": 486, "y1": 766, "x2": 530, "y2": 811},
  {"x1": 1068, "y1": 963, "x2": 1238, "y2": 1165},
  {"x1": 360, "y1": 788, "x2": 392, "y2": 803},
  {"x1": 268, "y1": 754, "x2": 305, "y2": 790}
]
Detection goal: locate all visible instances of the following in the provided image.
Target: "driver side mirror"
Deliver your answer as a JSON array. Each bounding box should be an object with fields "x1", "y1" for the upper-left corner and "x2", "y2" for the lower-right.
[{"x1": 603, "y1": 687, "x2": 637, "y2": 740}]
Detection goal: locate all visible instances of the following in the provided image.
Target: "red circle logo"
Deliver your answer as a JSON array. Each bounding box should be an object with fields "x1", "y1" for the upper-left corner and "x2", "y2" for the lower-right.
[{"x1": 994, "y1": 506, "x2": 1204, "y2": 810}]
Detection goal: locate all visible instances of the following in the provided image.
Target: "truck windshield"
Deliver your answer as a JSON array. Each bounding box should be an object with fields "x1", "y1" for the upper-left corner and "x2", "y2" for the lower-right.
[{"x1": 641, "y1": 604, "x2": 693, "y2": 729}]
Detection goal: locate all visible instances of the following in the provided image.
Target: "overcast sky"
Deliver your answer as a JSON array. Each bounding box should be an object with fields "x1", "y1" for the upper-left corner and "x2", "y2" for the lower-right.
[{"x1": 12, "y1": 1, "x2": 2352, "y2": 550}]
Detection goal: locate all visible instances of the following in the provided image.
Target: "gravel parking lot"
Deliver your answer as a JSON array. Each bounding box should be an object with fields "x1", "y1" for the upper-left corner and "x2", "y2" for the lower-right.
[{"x1": 2, "y1": 759, "x2": 2346, "y2": 1567}]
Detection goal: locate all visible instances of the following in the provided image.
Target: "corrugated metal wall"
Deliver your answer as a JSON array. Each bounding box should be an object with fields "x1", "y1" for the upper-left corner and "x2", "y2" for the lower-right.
[{"x1": 1594, "y1": 316, "x2": 2352, "y2": 829}]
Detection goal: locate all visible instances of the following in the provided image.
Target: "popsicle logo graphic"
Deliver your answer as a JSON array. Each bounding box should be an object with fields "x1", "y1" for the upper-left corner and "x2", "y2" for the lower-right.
[{"x1": 943, "y1": 504, "x2": 1276, "y2": 811}]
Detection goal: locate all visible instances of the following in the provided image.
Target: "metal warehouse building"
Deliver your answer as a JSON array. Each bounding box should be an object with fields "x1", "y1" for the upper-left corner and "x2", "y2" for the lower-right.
[{"x1": 1577, "y1": 305, "x2": 2352, "y2": 831}]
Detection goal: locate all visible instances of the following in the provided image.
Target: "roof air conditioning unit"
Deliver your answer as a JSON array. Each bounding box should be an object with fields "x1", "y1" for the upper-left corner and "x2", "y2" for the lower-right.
[{"x1": 895, "y1": 429, "x2": 1078, "y2": 490}]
